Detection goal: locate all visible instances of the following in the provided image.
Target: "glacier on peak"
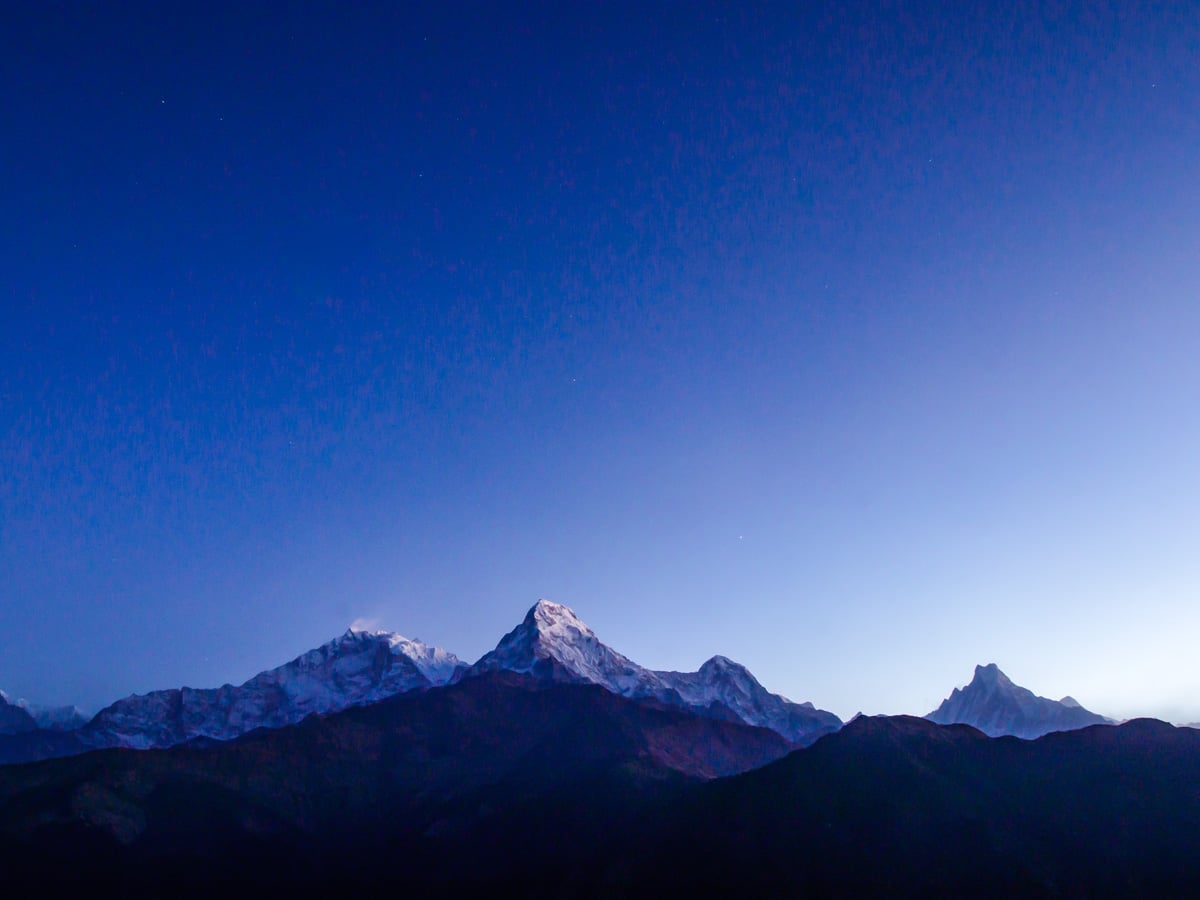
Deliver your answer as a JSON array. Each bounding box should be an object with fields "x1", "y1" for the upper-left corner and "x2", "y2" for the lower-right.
[
  {"x1": 341, "y1": 627, "x2": 463, "y2": 686},
  {"x1": 383, "y1": 633, "x2": 463, "y2": 685}
]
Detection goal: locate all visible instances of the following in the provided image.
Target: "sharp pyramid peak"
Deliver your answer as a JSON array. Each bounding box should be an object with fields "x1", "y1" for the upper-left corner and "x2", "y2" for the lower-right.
[
  {"x1": 525, "y1": 599, "x2": 594, "y2": 634},
  {"x1": 972, "y1": 663, "x2": 1015, "y2": 689},
  {"x1": 529, "y1": 598, "x2": 578, "y2": 617}
]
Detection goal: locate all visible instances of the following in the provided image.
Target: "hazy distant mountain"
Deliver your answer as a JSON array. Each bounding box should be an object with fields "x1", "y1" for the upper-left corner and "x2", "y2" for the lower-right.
[
  {"x1": 80, "y1": 629, "x2": 462, "y2": 750},
  {"x1": 656, "y1": 655, "x2": 842, "y2": 745},
  {"x1": 0, "y1": 690, "x2": 89, "y2": 736},
  {"x1": 0, "y1": 693, "x2": 37, "y2": 736},
  {"x1": 14, "y1": 700, "x2": 89, "y2": 732},
  {"x1": 469, "y1": 600, "x2": 841, "y2": 744},
  {"x1": 0, "y1": 726, "x2": 87, "y2": 766},
  {"x1": 926, "y1": 663, "x2": 1110, "y2": 738}
]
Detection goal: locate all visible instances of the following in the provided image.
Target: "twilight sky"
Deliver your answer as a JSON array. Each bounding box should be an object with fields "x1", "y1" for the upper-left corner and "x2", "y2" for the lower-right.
[{"x1": 2, "y1": 2, "x2": 1198, "y2": 723}]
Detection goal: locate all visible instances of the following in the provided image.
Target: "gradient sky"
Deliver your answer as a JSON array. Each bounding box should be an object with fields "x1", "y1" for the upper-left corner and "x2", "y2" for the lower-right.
[{"x1": 2, "y1": 2, "x2": 1198, "y2": 723}]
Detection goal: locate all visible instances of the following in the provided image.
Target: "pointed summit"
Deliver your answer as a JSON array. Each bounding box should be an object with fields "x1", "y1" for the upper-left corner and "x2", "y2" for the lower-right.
[
  {"x1": 529, "y1": 598, "x2": 578, "y2": 618},
  {"x1": 471, "y1": 600, "x2": 668, "y2": 697},
  {"x1": 927, "y1": 664, "x2": 1110, "y2": 739},
  {"x1": 700, "y1": 655, "x2": 746, "y2": 674},
  {"x1": 525, "y1": 599, "x2": 596, "y2": 639},
  {"x1": 974, "y1": 662, "x2": 1004, "y2": 682},
  {"x1": 970, "y1": 663, "x2": 1018, "y2": 692}
]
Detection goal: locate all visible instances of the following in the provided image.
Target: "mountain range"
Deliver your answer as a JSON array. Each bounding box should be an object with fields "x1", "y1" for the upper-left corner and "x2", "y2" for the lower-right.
[
  {"x1": 468, "y1": 600, "x2": 842, "y2": 743},
  {"x1": 5, "y1": 599, "x2": 1199, "y2": 893},
  {"x1": 1, "y1": 678, "x2": 1197, "y2": 894},
  {"x1": 80, "y1": 628, "x2": 463, "y2": 750},
  {"x1": 1, "y1": 601, "x2": 1117, "y2": 766}
]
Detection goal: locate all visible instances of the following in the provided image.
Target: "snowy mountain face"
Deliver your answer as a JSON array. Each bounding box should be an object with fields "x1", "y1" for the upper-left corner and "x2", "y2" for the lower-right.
[
  {"x1": 470, "y1": 601, "x2": 681, "y2": 703},
  {"x1": 469, "y1": 600, "x2": 841, "y2": 744},
  {"x1": 0, "y1": 692, "x2": 38, "y2": 736},
  {"x1": 926, "y1": 663, "x2": 1111, "y2": 739},
  {"x1": 82, "y1": 629, "x2": 462, "y2": 750},
  {"x1": 658, "y1": 655, "x2": 842, "y2": 744}
]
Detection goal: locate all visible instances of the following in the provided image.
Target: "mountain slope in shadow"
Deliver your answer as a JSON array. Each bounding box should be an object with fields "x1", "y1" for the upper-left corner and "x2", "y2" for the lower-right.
[
  {"x1": 630, "y1": 715, "x2": 1200, "y2": 895},
  {"x1": 0, "y1": 671, "x2": 789, "y2": 892}
]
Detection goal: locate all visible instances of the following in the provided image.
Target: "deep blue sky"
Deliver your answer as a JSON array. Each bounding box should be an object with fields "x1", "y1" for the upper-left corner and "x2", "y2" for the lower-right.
[{"x1": 2, "y1": 1, "x2": 1198, "y2": 721}]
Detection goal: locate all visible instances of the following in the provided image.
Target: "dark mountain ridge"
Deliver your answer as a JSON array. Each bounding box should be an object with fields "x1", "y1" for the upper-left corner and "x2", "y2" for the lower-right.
[
  {"x1": 0, "y1": 693, "x2": 38, "y2": 736},
  {"x1": 4, "y1": 688, "x2": 1200, "y2": 894},
  {"x1": 0, "y1": 671, "x2": 789, "y2": 892},
  {"x1": 631, "y1": 715, "x2": 1200, "y2": 894}
]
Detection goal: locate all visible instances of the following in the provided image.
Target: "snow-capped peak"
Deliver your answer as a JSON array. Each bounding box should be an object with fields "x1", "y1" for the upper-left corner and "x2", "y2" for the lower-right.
[
  {"x1": 471, "y1": 600, "x2": 663, "y2": 699},
  {"x1": 691, "y1": 656, "x2": 779, "y2": 700},
  {"x1": 14, "y1": 698, "x2": 90, "y2": 731},
  {"x1": 384, "y1": 633, "x2": 462, "y2": 685},
  {"x1": 527, "y1": 598, "x2": 594, "y2": 638},
  {"x1": 469, "y1": 600, "x2": 842, "y2": 744},
  {"x1": 331, "y1": 627, "x2": 461, "y2": 686},
  {"x1": 696, "y1": 655, "x2": 770, "y2": 691},
  {"x1": 82, "y1": 628, "x2": 462, "y2": 751}
]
